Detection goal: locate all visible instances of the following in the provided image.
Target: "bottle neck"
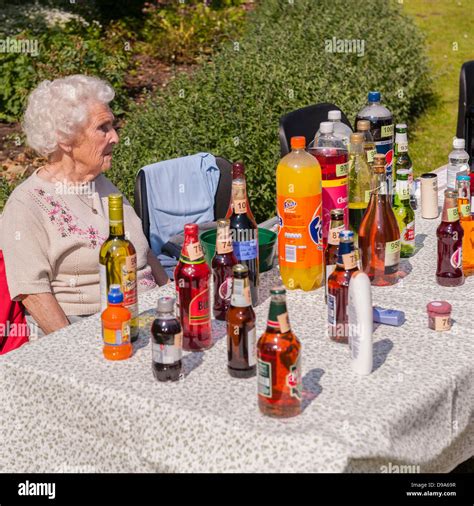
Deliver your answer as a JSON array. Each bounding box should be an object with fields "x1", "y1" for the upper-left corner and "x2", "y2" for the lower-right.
[
  {"x1": 232, "y1": 179, "x2": 248, "y2": 215},
  {"x1": 181, "y1": 231, "x2": 205, "y2": 263},
  {"x1": 328, "y1": 219, "x2": 344, "y2": 245},
  {"x1": 373, "y1": 171, "x2": 388, "y2": 197},
  {"x1": 266, "y1": 296, "x2": 290, "y2": 333},
  {"x1": 109, "y1": 207, "x2": 125, "y2": 237},
  {"x1": 336, "y1": 240, "x2": 356, "y2": 268},
  {"x1": 216, "y1": 224, "x2": 233, "y2": 255},
  {"x1": 395, "y1": 133, "x2": 408, "y2": 153},
  {"x1": 394, "y1": 178, "x2": 410, "y2": 203},
  {"x1": 350, "y1": 144, "x2": 364, "y2": 155},
  {"x1": 156, "y1": 311, "x2": 175, "y2": 320},
  {"x1": 442, "y1": 197, "x2": 460, "y2": 222}
]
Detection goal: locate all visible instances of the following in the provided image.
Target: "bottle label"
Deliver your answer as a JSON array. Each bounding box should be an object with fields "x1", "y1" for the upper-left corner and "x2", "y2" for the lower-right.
[
  {"x1": 233, "y1": 239, "x2": 258, "y2": 261},
  {"x1": 286, "y1": 357, "x2": 302, "y2": 400},
  {"x1": 381, "y1": 124, "x2": 394, "y2": 138},
  {"x1": 277, "y1": 312, "x2": 290, "y2": 333},
  {"x1": 258, "y1": 359, "x2": 272, "y2": 398},
  {"x1": 216, "y1": 233, "x2": 233, "y2": 255},
  {"x1": 152, "y1": 332, "x2": 182, "y2": 365},
  {"x1": 186, "y1": 242, "x2": 204, "y2": 261},
  {"x1": 232, "y1": 182, "x2": 247, "y2": 214},
  {"x1": 336, "y1": 162, "x2": 349, "y2": 177},
  {"x1": 447, "y1": 207, "x2": 459, "y2": 222},
  {"x1": 367, "y1": 148, "x2": 377, "y2": 163},
  {"x1": 231, "y1": 278, "x2": 251, "y2": 307},
  {"x1": 460, "y1": 203, "x2": 471, "y2": 218},
  {"x1": 397, "y1": 181, "x2": 410, "y2": 200},
  {"x1": 431, "y1": 315, "x2": 451, "y2": 331},
  {"x1": 103, "y1": 321, "x2": 131, "y2": 346},
  {"x1": 384, "y1": 239, "x2": 401, "y2": 271},
  {"x1": 122, "y1": 254, "x2": 138, "y2": 307},
  {"x1": 328, "y1": 225, "x2": 344, "y2": 245},
  {"x1": 277, "y1": 194, "x2": 323, "y2": 269},
  {"x1": 402, "y1": 221, "x2": 415, "y2": 244},
  {"x1": 450, "y1": 247, "x2": 462, "y2": 269},
  {"x1": 218, "y1": 277, "x2": 233, "y2": 301},
  {"x1": 328, "y1": 293, "x2": 336, "y2": 326},
  {"x1": 189, "y1": 288, "x2": 210, "y2": 325},
  {"x1": 397, "y1": 142, "x2": 408, "y2": 153},
  {"x1": 342, "y1": 251, "x2": 357, "y2": 270}
]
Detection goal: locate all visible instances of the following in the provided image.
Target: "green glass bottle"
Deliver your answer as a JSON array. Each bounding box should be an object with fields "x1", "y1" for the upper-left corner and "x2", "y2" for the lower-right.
[
  {"x1": 100, "y1": 194, "x2": 139, "y2": 341},
  {"x1": 348, "y1": 132, "x2": 372, "y2": 245},
  {"x1": 393, "y1": 169, "x2": 415, "y2": 258},
  {"x1": 394, "y1": 124, "x2": 416, "y2": 209}
]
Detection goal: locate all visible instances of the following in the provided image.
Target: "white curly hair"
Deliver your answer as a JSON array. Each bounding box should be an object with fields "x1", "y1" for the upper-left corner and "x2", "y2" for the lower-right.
[{"x1": 23, "y1": 74, "x2": 115, "y2": 157}]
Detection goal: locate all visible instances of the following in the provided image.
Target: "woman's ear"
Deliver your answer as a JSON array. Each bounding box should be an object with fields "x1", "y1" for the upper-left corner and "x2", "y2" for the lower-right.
[{"x1": 57, "y1": 141, "x2": 73, "y2": 153}]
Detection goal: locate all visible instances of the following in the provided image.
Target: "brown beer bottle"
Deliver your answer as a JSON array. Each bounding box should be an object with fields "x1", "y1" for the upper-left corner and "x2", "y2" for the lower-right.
[
  {"x1": 226, "y1": 264, "x2": 257, "y2": 378},
  {"x1": 257, "y1": 286, "x2": 302, "y2": 418},
  {"x1": 212, "y1": 219, "x2": 237, "y2": 321},
  {"x1": 324, "y1": 208, "x2": 345, "y2": 303}
]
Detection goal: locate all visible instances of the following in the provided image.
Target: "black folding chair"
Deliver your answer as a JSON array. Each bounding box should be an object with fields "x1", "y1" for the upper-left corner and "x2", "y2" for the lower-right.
[
  {"x1": 278, "y1": 103, "x2": 352, "y2": 157},
  {"x1": 456, "y1": 61, "x2": 474, "y2": 170},
  {"x1": 134, "y1": 155, "x2": 233, "y2": 247}
]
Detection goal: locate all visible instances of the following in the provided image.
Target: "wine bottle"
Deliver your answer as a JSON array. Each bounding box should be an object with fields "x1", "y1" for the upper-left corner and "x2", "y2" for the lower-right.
[
  {"x1": 226, "y1": 162, "x2": 259, "y2": 306},
  {"x1": 100, "y1": 194, "x2": 139, "y2": 342}
]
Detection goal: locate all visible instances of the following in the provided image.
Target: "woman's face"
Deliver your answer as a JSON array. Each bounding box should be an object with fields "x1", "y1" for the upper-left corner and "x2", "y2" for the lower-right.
[{"x1": 70, "y1": 102, "x2": 119, "y2": 175}]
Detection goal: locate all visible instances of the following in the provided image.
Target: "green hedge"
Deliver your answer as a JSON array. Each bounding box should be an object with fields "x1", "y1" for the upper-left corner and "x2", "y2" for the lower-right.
[{"x1": 109, "y1": 0, "x2": 433, "y2": 223}]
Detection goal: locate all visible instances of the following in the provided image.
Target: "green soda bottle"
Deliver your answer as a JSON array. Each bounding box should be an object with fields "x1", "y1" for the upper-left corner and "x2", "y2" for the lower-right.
[{"x1": 393, "y1": 169, "x2": 415, "y2": 257}]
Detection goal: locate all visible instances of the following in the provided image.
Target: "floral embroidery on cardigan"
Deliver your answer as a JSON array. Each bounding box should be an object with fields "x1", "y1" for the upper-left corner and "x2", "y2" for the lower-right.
[{"x1": 33, "y1": 188, "x2": 106, "y2": 248}]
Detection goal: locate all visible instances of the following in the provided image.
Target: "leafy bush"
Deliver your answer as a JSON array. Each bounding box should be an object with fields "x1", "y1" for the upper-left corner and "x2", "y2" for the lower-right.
[
  {"x1": 110, "y1": 0, "x2": 433, "y2": 222},
  {"x1": 139, "y1": 1, "x2": 246, "y2": 64},
  {"x1": 0, "y1": 15, "x2": 131, "y2": 122}
]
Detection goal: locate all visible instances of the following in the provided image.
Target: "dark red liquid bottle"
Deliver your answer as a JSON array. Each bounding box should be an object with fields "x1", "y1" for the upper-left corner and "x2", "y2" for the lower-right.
[
  {"x1": 212, "y1": 219, "x2": 238, "y2": 321},
  {"x1": 174, "y1": 223, "x2": 212, "y2": 351},
  {"x1": 436, "y1": 190, "x2": 464, "y2": 287}
]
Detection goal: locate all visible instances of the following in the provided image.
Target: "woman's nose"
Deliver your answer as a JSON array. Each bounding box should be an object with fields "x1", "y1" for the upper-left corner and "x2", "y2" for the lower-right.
[{"x1": 109, "y1": 128, "x2": 119, "y2": 144}]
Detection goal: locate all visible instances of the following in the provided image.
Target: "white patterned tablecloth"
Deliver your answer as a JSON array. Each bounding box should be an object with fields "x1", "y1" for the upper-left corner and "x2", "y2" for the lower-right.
[{"x1": 0, "y1": 179, "x2": 473, "y2": 473}]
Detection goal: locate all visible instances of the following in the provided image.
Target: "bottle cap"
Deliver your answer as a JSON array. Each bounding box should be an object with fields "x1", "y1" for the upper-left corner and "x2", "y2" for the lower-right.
[
  {"x1": 216, "y1": 218, "x2": 230, "y2": 227},
  {"x1": 270, "y1": 286, "x2": 286, "y2": 295},
  {"x1": 456, "y1": 174, "x2": 470, "y2": 181},
  {"x1": 426, "y1": 301, "x2": 452, "y2": 315},
  {"x1": 453, "y1": 138, "x2": 465, "y2": 149},
  {"x1": 330, "y1": 208, "x2": 344, "y2": 219},
  {"x1": 350, "y1": 132, "x2": 364, "y2": 144},
  {"x1": 108, "y1": 193, "x2": 123, "y2": 212},
  {"x1": 232, "y1": 161, "x2": 245, "y2": 178},
  {"x1": 184, "y1": 223, "x2": 199, "y2": 235},
  {"x1": 319, "y1": 121, "x2": 333, "y2": 134},
  {"x1": 328, "y1": 110, "x2": 341, "y2": 121},
  {"x1": 290, "y1": 136, "x2": 306, "y2": 150},
  {"x1": 357, "y1": 120, "x2": 370, "y2": 131},
  {"x1": 339, "y1": 229, "x2": 354, "y2": 241},
  {"x1": 396, "y1": 123, "x2": 407, "y2": 129},
  {"x1": 368, "y1": 91, "x2": 381, "y2": 102},
  {"x1": 157, "y1": 296, "x2": 175, "y2": 314},
  {"x1": 108, "y1": 284, "x2": 123, "y2": 304},
  {"x1": 233, "y1": 263, "x2": 248, "y2": 275}
]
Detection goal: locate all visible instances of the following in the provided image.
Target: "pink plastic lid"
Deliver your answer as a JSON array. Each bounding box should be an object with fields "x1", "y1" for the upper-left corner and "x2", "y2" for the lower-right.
[{"x1": 426, "y1": 301, "x2": 452, "y2": 314}]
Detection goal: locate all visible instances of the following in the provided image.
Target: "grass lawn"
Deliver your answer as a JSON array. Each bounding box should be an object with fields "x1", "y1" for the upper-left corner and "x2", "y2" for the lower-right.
[{"x1": 402, "y1": 0, "x2": 474, "y2": 176}]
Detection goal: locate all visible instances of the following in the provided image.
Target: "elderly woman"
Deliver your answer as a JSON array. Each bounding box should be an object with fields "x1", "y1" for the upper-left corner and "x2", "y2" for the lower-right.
[{"x1": 0, "y1": 75, "x2": 169, "y2": 337}]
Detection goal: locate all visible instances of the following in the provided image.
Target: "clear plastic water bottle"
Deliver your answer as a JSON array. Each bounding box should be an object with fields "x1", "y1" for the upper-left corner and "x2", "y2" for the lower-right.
[
  {"x1": 313, "y1": 110, "x2": 352, "y2": 149},
  {"x1": 446, "y1": 138, "x2": 470, "y2": 189}
]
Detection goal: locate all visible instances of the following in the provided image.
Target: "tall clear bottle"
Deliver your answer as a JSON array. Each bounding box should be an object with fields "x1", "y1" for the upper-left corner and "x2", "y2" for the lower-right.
[
  {"x1": 308, "y1": 121, "x2": 349, "y2": 242},
  {"x1": 277, "y1": 136, "x2": 323, "y2": 291},
  {"x1": 226, "y1": 162, "x2": 259, "y2": 306},
  {"x1": 447, "y1": 138, "x2": 470, "y2": 189},
  {"x1": 100, "y1": 194, "x2": 139, "y2": 342},
  {"x1": 358, "y1": 154, "x2": 401, "y2": 286},
  {"x1": 436, "y1": 190, "x2": 464, "y2": 286},
  {"x1": 393, "y1": 169, "x2": 415, "y2": 258},
  {"x1": 174, "y1": 223, "x2": 212, "y2": 351},
  {"x1": 257, "y1": 286, "x2": 302, "y2": 418},
  {"x1": 348, "y1": 133, "x2": 372, "y2": 244},
  {"x1": 356, "y1": 120, "x2": 376, "y2": 167}
]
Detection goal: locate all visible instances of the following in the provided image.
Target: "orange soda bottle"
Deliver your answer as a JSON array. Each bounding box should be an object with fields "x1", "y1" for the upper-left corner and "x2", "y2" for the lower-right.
[
  {"x1": 102, "y1": 284, "x2": 133, "y2": 360},
  {"x1": 276, "y1": 136, "x2": 323, "y2": 291}
]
